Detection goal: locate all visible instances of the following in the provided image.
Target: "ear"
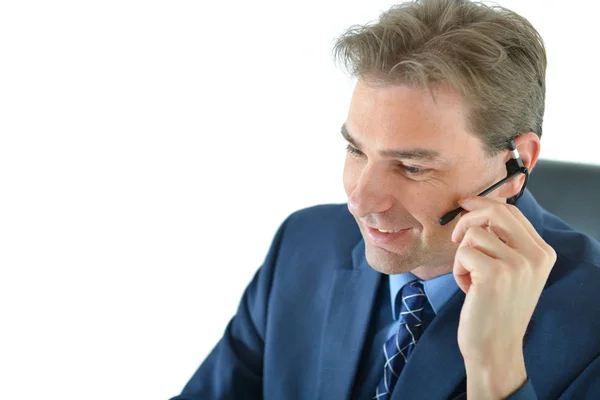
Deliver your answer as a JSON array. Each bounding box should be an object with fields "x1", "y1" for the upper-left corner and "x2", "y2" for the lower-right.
[{"x1": 496, "y1": 132, "x2": 541, "y2": 200}]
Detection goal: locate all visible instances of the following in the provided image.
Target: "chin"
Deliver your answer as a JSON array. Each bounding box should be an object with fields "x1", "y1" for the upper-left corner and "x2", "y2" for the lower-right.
[{"x1": 364, "y1": 244, "x2": 416, "y2": 275}]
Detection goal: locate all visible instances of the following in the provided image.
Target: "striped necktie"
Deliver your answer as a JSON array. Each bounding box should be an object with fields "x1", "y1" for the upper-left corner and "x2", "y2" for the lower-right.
[{"x1": 374, "y1": 280, "x2": 427, "y2": 400}]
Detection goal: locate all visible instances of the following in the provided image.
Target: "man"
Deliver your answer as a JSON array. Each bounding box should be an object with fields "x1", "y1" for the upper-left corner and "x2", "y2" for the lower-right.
[{"x1": 171, "y1": 0, "x2": 600, "y2": 398}]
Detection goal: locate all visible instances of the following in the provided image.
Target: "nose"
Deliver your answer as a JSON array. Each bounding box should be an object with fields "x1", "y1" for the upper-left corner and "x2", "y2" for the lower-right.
[{"x1": 347, "y1": 163, "x2": 394, "y2": 218}]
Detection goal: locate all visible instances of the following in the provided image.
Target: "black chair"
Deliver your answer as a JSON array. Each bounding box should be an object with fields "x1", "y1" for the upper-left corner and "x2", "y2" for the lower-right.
[{"x1": 526, "y1": 159, "x2": 600, "y2": 242}]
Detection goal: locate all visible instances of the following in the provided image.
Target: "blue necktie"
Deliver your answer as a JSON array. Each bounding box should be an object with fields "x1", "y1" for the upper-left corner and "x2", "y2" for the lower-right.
[{"x1": 374, "y1": 281, "x2": 427, "y2": 400}]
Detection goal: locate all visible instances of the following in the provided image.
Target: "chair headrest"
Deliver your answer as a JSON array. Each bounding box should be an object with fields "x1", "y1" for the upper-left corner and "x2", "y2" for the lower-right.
[{"x1": 526, "y1": 159, "x2": 600, "y2": 242}]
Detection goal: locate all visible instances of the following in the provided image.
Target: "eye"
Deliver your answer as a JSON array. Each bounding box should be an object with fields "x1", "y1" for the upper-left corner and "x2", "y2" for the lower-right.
[
  {"x1": 405, "y1": 165, "x2": 422, "y2": 174},
  {"x1": 400, "y1": 164, "x2": 430, "y2": 176},
  {"x1": 345, "y1": 144, "x2": 364, "y2": 157}
]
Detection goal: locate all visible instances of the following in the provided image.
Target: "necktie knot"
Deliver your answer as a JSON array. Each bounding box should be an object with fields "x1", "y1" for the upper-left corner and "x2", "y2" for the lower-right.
[{"x1": 397, "y1": 281, "x2": 426, "y2": 326}]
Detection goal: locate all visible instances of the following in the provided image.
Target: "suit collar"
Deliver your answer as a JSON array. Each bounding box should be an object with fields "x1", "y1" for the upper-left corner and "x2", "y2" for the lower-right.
[{"x1": 515, "y1": 189, "x2": 545, "y2": 237}]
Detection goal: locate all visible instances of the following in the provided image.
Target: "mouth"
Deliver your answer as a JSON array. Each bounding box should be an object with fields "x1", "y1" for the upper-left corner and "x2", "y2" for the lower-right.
[
  {"x1": 364, "y1": 225, "x2": 412, "y2": 246},
  {"x1": 372, "y1": 228, "x2": 403, "y2": 233}
]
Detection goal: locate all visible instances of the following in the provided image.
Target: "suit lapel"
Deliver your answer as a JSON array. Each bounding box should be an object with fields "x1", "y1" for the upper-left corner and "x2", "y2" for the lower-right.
[
  {"x1": 391, "y1": 289, "x2": 467, "y2": 400},
  {"x1": 316, "y1": 239, "x2": 382, "y2": 400}
]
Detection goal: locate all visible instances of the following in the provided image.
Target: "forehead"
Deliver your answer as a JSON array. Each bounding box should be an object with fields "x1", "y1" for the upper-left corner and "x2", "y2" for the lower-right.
[{"x1": 346, "y1": 80, "x2": 484, "y2": 158}]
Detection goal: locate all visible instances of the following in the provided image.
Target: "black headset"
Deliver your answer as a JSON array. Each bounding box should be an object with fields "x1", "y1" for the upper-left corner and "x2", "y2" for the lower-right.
[{"x1": 438, "y1": 139, "x2": 529, "y2": 226}]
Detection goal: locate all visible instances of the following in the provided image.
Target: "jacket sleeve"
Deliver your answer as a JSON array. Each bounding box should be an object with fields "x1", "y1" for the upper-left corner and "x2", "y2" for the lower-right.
[
  {"x1": 557, "y1": 353, "x2": 600, "y2": 399},
  {"x1": 506, "y1": 379, "x2": 537, "y2": 400},
  {"x1": 506, "y1": 353, "x2": 600, "y2": 400},
  {"x1": 169, "y1": 217, "x2": 290, "y2": 400}
]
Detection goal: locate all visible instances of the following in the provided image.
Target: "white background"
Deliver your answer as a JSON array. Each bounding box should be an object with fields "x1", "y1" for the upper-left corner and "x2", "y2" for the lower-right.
[{"x1": 1, "y1": 0, "x2": 598, "y2": 399}]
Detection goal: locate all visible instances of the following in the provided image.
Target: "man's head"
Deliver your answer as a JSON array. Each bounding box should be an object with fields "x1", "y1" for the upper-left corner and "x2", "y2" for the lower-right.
[{"x1": 333, "y1": 0, "x2": 546, "y2": 278}]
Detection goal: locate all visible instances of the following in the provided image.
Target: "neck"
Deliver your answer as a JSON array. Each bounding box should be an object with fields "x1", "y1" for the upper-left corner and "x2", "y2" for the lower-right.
[{"x1": 411, "y1": 263, "x2": 454, "y2": 281}]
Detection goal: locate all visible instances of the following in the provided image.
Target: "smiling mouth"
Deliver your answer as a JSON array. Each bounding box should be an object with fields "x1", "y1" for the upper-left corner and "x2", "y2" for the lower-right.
[{"x1": 363, "y1": 225, "x2": 413, "y2": 245}]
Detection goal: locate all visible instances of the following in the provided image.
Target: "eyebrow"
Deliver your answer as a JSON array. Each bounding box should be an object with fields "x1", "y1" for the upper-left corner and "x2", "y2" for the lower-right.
[{"x1": 341, "y1": 123, "x2": 447, "y2": 163}]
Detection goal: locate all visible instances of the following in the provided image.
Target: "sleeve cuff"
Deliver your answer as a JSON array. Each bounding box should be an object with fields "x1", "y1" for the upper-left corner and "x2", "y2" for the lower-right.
[{"x1": 506, "y1": 379, "x2": 537, "y2": 400}]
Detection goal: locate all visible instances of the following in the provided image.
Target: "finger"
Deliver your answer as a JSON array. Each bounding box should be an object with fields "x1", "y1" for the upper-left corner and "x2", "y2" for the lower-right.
[
  {"x1": 503, "y1": 204, "x2": 547, "y2": 248},
  {"x1": 505, "y1": 204, "x2": 558, "y2": 269},
  {"x1": 460, "y1": 225, "x2": 520, "y2": 262},
  {"x1": 453, "y1": 245, "x2": 496, "y2": 293},
  {"x1": 452, "y1": 203, "x2": 531, "y2": 251}
]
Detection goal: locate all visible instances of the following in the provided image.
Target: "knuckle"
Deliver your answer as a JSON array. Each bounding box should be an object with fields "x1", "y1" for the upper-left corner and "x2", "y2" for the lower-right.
[
  {"x1": 499, "y1": 202, "x2": 513, "y2": 215},
  {"x1": 531, "y1": 245, "x2": 547, "y2": 262},
  {"x1": 456, "y1": 245, "x2": 473, "y2": 258},
  {"x1": 463, "y1": 226, "x2": 483, "y2": 242},
  {"x1": 456, "y1": 246, "x2": 473, "y2": 259},
  {"x1": 490, "y1": 204, "x2": 506, "y2": 221},
  {"x1": 544, "y1": 244, "x2": 558, "y2": 264}
]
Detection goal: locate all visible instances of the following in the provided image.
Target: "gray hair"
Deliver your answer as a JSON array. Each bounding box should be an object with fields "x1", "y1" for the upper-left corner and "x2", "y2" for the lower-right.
[{"x1": 333, "y1": 0, "x2": 547, "y2": 155}]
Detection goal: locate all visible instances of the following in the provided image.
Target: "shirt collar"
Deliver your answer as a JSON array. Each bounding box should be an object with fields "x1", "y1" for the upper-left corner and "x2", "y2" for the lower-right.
[{"x1": 389, "y1": 271, "x2": 459, "y2": 318}]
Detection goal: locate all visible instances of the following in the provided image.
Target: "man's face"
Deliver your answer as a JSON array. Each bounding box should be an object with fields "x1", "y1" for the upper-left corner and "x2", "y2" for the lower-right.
[{"x1": 343, "y1": 79, "x2": 504, "y2": 279}]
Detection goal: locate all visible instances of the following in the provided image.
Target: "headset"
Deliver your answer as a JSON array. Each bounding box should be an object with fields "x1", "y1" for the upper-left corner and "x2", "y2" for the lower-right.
[{"x1": 438, "y1": 139, "x2": 529, "y2": 226}]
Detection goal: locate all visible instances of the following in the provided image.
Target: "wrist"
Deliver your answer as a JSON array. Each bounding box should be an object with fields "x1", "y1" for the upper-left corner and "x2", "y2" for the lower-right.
[{"x1": 465, "y1": 352, "x2": 528, "y2": 399}]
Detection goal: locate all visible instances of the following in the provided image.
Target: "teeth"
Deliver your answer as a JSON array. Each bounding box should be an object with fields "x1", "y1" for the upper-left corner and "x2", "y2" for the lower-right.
[{"x1": 377, "y1": 229, "x2": 400, "y2": 233}]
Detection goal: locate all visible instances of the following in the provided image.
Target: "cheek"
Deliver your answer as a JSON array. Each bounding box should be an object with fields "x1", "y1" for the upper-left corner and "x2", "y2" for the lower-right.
[
  {"x1": 397, "y1": 184, "x2": 453, "y2": 226},
  {"x1": 342, "y1": 157, "x2": 360, "y2": 196}
]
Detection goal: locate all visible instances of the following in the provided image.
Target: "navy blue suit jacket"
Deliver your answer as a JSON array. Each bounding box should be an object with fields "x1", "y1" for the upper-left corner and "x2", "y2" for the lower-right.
[{"x1": 172, "y1": 190, "x2": 600, "y2": 399}]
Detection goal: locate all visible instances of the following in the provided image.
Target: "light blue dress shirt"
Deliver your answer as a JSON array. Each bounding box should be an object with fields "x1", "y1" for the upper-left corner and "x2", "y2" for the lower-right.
[
  {"x1": 351, "y1": 272, "x2": 460, "y2": 400},
  {"x1": 388, "y1": 271, "x2": 460, "y2": 337}
]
